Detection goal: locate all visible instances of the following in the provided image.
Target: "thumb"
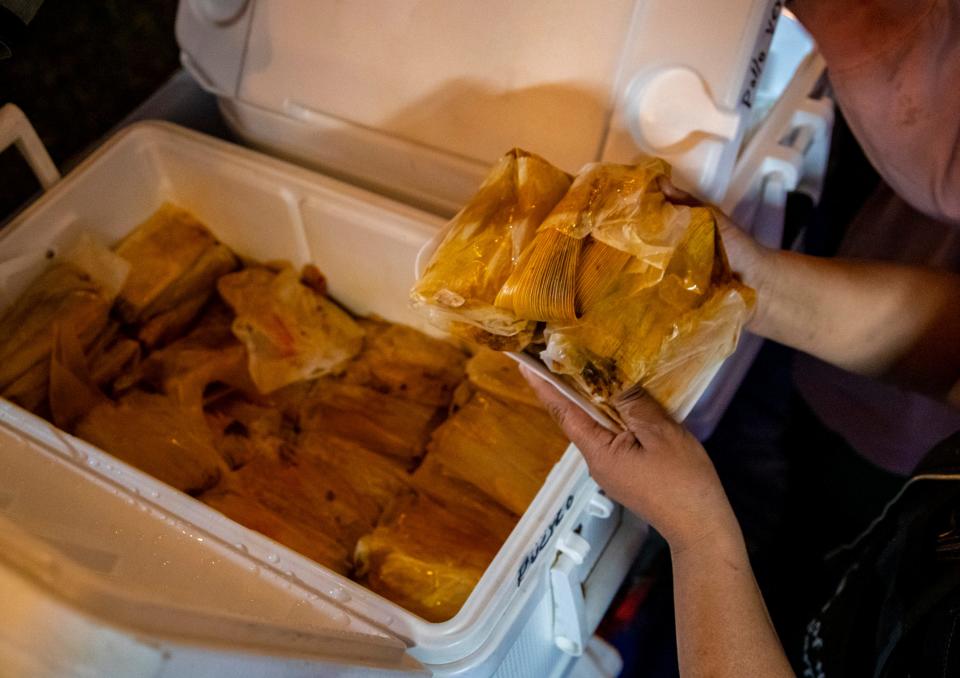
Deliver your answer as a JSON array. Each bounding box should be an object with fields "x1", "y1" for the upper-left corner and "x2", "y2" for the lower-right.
[{"x1": 612, "y1": 386, "x2": 676, "y2": 440}]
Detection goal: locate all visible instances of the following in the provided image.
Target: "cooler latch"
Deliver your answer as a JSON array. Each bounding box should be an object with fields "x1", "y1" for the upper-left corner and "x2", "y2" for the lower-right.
[{"x1": 551, "y1": 490, "x2": 619, "y2": 656}]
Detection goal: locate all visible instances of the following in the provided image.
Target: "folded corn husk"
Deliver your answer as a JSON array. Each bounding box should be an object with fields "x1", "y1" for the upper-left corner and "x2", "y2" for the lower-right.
[
  {"x1": 411, "y1": 155, "x2": 754, "y2": 422},
  {"x1": 114, "y1": 203, "x2": 236, "y2": 323},
  {"x1": 0, "y1": 235, "x2": 130, "y2": 411},
  {"x1": 410, "y1": 149, "x2": 571, "y2": 350},
  {"x1": 354, "y1": 488, "x2": 513, "y2": 622}
]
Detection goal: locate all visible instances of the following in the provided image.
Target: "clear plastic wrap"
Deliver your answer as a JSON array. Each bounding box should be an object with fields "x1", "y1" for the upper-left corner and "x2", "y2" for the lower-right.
[
  {"x1": 412, "y1": 154, "x2": 754, "y2": 421},
  {"x1": 218, "y1": 265, "x2": 364, "y2": 393},
  {"x1": 410, "y1": 149, "x2": 571, "y2": 350}
]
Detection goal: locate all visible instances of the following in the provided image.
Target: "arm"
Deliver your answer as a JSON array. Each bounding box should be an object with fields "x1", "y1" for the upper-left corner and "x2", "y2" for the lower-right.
[
  {"x1": 790, "y1": 0, "x2": 960, "y2": 223},
  {"x1": 522, "y1": 371, "x2": 794, "y2": 678},
  {"x1": 720, "y1": 216, "x2": 960, "y2": 402}
]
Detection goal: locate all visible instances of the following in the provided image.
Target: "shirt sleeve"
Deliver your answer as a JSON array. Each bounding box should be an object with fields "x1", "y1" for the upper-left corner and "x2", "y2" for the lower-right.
[{"x1": 792, "y1": 0, "x2": 960, "y2": 225}]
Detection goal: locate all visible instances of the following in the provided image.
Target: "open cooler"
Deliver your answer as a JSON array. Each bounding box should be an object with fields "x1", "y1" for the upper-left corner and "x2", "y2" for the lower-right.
[{"x1": 0, "y1": 1, "x2": 832, "y2": 676}]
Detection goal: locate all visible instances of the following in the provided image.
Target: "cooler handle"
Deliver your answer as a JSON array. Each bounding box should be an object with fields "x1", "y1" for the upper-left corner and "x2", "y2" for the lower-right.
[{"x1": 0, "y1": 104, "x2": 60, "y2": 191}]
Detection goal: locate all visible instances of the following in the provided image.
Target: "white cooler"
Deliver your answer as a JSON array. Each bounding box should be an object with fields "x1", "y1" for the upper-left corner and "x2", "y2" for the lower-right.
[{"x1": 0, "y1": 1, "x2": 832, "y2": 675}]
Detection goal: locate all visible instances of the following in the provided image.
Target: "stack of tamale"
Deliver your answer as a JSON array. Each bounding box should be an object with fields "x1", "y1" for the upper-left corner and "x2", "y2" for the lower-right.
[
  {"x1": 354, "y1": 349, "x2": 569, "y2": 622},
  {"x1": 411, "y1": 152, "x2": 754, "y2": 419},
  {"x1": 0, "y1": 201, "x2": 572, "y2": 624}
]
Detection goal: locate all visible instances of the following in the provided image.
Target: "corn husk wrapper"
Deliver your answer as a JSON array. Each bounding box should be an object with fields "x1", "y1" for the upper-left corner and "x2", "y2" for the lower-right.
[
  {"x1": 425, "y1": 384, "x2": 567, "y2": 515},
  {"x1": 298, "y1": 380, "x2": 443, "y2": 467},
  {"x1": 76, "y1": 389, "x2": 226, "y2": 493},
  {"x1": 411, "y1": 149, "x2": 571, "y2": 350},
  {"x1": 354, "y1": 488, "x2": 513, "y2": 623},
  {"x1": 0, "y1": 235, "x2": 130, "y2": 409},
  {"x1": 218, "y1": 265, "x2": 364, "y2": 393},
  {"x1": 341, "y1": 317, "x2": 467, "y2": 408},
  {"x1": 114, "y1": 203, "x2": 236, "y2": 323}
]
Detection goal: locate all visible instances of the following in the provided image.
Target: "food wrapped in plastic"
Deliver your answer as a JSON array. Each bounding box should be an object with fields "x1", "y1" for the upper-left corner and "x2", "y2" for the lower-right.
[
  {"x1": 410, "y1": 149, "x2": 571, "y2": 350},
  {"x1": 354, "y1": 489, "x2": 514, "y2": 622},
  {"x1": 538, "y1": 181, "x2": 753, "y2": 417},
  {"x1": 218, "y1": 265, "x2": 364, "y2": 393},
  {"x1": 412, "y1": 156, "x2": 753, "y2": 420}
]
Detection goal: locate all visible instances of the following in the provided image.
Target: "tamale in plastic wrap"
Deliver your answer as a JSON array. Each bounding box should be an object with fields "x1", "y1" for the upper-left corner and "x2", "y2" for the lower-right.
[
  {"x1": 218, "y1": 265, "x2": 364, "y2": 393},
  {"x1": 410, "y1": 149, "x2": 571, "y2": 350},
  {"x1": 411, "y1": 155, "x2": 753, "y2": 420},
  {"x1": 354, "y1": 489, "x2": 514, "y2": 623},
  {"x1": 537, "y1": 168, "x2": 752, "y2": 415}
]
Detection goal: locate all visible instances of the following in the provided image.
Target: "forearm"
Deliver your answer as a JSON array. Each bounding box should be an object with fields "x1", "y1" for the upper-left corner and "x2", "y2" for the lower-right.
[
  {"x1": 671, "y1": 525, "x2": 793, "y2": 678},
  {"x1": 747, "y1": 246, "x2": 960, "y2": 394}
]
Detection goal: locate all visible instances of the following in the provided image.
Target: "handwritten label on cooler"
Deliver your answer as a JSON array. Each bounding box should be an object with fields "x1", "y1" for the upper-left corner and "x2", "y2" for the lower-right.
[
  {"x1": 517, "y1": 494, "x2": 575, "y2": 586},
  {"x1": 740, "y1": 0, "x2": 784, "y2": 110}
]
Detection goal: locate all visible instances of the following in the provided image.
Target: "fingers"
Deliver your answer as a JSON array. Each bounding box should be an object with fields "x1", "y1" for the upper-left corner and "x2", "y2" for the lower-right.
[
  {"x1": 519, "y1": 366, "x2": 618, "y2": 451},
  {"x1": 657, "y1": 176, "x2": 701, "y2": 207}
]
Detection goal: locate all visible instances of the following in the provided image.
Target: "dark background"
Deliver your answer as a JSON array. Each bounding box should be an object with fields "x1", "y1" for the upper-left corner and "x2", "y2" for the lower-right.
[{"x1": 0, "y1": 0, "x2": 180, "y2": 221}]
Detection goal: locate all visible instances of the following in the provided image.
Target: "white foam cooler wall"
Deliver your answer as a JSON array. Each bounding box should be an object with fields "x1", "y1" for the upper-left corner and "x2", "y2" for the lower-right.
[{"x1": 0, "y1": 121, "x2": 644, "y2": 676}]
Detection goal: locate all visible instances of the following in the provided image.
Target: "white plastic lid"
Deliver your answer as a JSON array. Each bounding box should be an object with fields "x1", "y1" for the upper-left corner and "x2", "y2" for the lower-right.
[{"x1": 177, "y1": 0, "x2": 789, "y2": 210}]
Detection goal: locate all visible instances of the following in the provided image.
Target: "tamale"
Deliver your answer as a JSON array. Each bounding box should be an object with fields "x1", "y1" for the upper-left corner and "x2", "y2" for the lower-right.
[
  {"x1": 540, "y1": 200, "x2": 751, "y2": 410},
  {"x1": 297, "y1": 431, "x2": 413, "y2": 514},
  {"x1": 202, "y1": 488, "x2": 352, "y2": 575},
  {"x1": 125, "y1": 302, "x2": 255, "y2": 409},
  {"x1": 206, "y1": 394, "x2": 291, "y2": 469},
  {"x1": 212, "y1": 454, "x2": 382, "y2": 558},
  {"x1": 463, "y1": 347, "x2": 542, "y2": 409},
  {"x1": 354, "y1": 489, "x2": 513, "y2": 622},
  {"x1": 341, "y1": 317, "x2": 467, "y2": 407},
  {"x1": 75, "y1": 389, "x2": 225, "y2": 493},
  {"x1": 413, "y1": 455, "x2": 521, "y2": 530},
  {"x1": 114, "y1": 203, "x2": 224, "y2": 322},
  {"x1": 0, "y1": 263, "x2": 114, "y2": 397},
  {"x1": 298, "y1": 380, "x2": 443, "y2": 467},
  {"x1": 411, "y1": 149, "x2": 571, "y2": 349},
  {"x1": 49, "y1": 324, "x2": 109, "y2": 430},
  {"x1": 218, "y1": 265, "x2": 364, "y2": 393},
  {"x1": 425, "y1": 387, "x2": 568, "y2": 515}
]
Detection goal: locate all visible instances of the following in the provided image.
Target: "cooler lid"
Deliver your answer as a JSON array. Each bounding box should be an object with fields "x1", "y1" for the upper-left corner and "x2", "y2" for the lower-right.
[
  {"x1": 0, "y1": 405, "x2": 426, "y2": 675},
  {"x1": 176, "y1": 0, "x2": 793, "y2": 212}
]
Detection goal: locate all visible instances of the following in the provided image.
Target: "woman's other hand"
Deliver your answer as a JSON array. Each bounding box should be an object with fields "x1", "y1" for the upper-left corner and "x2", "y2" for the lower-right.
[{"x1": 521, "y1": 367, "x2": 740, "y2": 554}]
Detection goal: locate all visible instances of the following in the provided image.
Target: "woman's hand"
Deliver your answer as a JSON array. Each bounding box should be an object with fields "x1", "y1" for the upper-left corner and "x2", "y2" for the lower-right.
[{"x1": 521, "y1": 367, "x2": 740, "y2": 554}]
